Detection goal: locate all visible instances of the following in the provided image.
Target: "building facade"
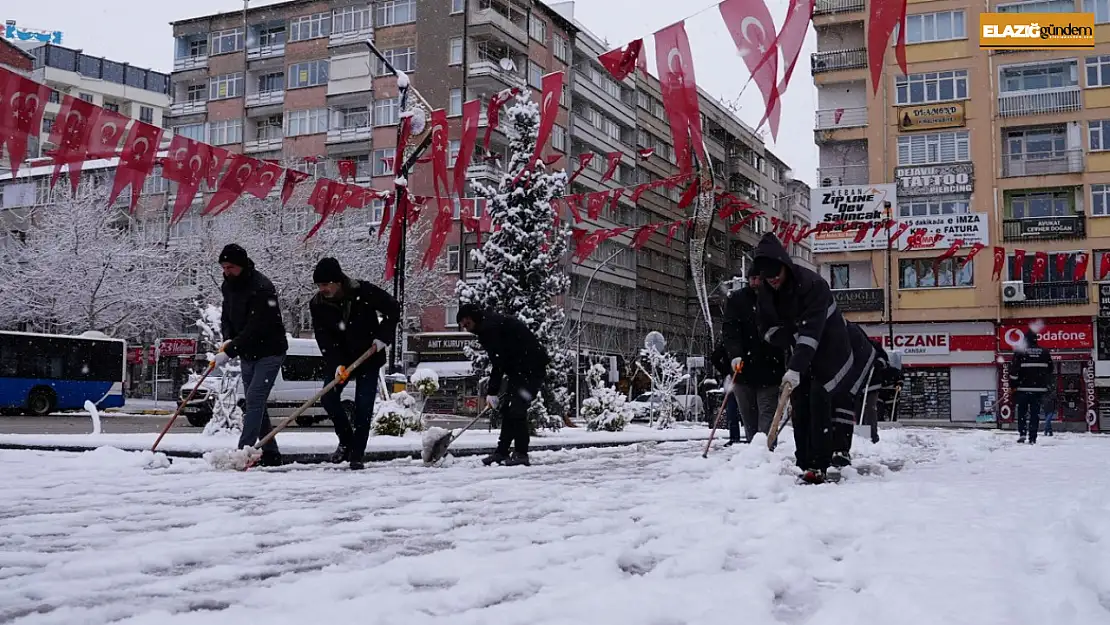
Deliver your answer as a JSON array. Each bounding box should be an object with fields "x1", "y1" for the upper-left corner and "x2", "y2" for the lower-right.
[{"x1": 810, "y1": 0, "x2": 1110, "y2": 429}]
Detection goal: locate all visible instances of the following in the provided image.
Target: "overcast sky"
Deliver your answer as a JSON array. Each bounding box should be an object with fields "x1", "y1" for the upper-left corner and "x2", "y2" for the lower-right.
[{"x1": 5, "y1": 0, "x2": 817, "y2": 185}]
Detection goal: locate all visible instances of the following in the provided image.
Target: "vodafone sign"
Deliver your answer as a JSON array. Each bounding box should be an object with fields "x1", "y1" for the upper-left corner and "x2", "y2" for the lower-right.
[
  {"x1": 878, "y1": 333, "x2": 951, "y2": 355},
  {"x1": 998, "y1": 322, "x2": 1093, "y2": 351}
]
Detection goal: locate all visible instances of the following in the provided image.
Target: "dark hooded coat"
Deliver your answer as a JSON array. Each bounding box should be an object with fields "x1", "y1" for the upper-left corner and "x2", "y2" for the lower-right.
[
  {"x1": 1010, "y1": 330, "x2": 1053, "y2": 393},
  {"x1": 472, "y1": 311, "x2": 549, "y2": 395},
  {"x1": 721, "y1": 285, "x2": 786, "y2": 387},
  {"x1": 220, "y1": 260, "x2": 288, "y2": 361},
  {"x1": 310, "y1": 277, "x2": 400, "y2": 372},
  {"x1": 751, "y1": 233, "x2": 875, "y2": 399}
]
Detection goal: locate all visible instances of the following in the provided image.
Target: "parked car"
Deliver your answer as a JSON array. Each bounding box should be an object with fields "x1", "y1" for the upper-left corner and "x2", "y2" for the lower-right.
[
  {"x1": 180, "y1": 338, "x2": 355, "y2": 427},
  {"x1": 627, "y1": 391, "x2": 705, "y2": 422}
]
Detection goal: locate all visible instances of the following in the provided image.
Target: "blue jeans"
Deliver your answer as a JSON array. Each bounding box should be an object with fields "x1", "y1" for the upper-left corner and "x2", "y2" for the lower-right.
[
  {"x1": 321, "y1": 365, "x2": 380, "y2": 462},
  {"x1": 238, "y1": 355, "x2": 284, "y2": 453}
]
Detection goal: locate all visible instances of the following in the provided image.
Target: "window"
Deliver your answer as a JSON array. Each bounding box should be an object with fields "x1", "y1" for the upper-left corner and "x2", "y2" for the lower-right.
[
  {"x1": 897, "y1": 130, "x2": 971, "y2": 165},
  {"x1": 285, "y1": 108, "x2": 329, "y2": 136},
  {"x1": 139, "y1": 106, "x2": 154, "y2": 124},
  {"x1": 208, "y1": 119, "x2": 243, "y2": 145},
  {"x1": 552, "y1": 124, "x2": 566, "y2": 151},
  {"x1": 1083, "y1": 0, "x2": 1109, "y2": 24},
  {"x1": 1088, "y1": 55, "x2": 1110, "y2": 88},
  {"x1": 1001, "y1": 61, "x2": 1078, "y2": 92},
  {"x1": 209, "y1": 73, "x2": 244, "y2": 100},
  {"x1": 41, "y1": 116, "x2": 54, "y2": 135},
  {"x1": 258, "y1": 72, "x2": 284, "y2": 93},
  {"x1": 830, "y1": 264, "x2": 850, "y2": 289},
  {"x1": 377, "y1": 47, "x2": 416, "y2": 75},
  {"x1": 257, "y1": 25, "x2": 286, "y2": 47},
  {"x1": 449, "y1": 38, "x2": 463, "y2": 65},
  {"x1": 560, "y1": 83, "x2": 568, "y2": 107},
  {"x1": 173, "y1": 123, "x2": 206, "y2": 141},
  {"x1": 554, "y1": 35, "x2": 570, "y2": 63},
  {"x1": 904, "y1": 10, "x2": 966, "y2": 44},
  {"x1": 1093, "y1": 184, "x2": 1110, "y2": 216},
  {"x1": 79, "y1": 92, "x2": 94, "y2": 103},
  {"x1": 101, "y1": 102, "x2": 119, "y2": 113},
  {"x1": 289, "y1": 13, "x2": 331, "y2": 41},
  {"x1": 373, "y1": 148, "x2": 396, "y2": 176},
  {"x1": 899, "y1": 195, "x2": 971, "y2": 217},
  {"x1": 446, "y1": 302, "x2": 460, "y2": 327},
  {"x1": 447, "y1": 245, "x2": 461, "y2": 273},
  {"x1": 529, "y1": 15, "x2": 547, "y2": 43},
  {"x1": 451, "y1": 0, "x2": 465, "y2": 14},
  {"x1": 528, "y1": 61, "x2": 543, "y2": 89},
  {"x1": 332, "y1": 6, "x2": 371, "y2": 33},
  {"x1": 186, "y1": 84, "x2": 205, "y2": 102},
  {"x1": 374, "y1": 96, "x2": 400, "y2": 125},
  {"x1": 210, "y1": 28, "x2": 244, "y2": 55},
  {"x1": 336, "y1": 106, "x2": 370, "y2": 129},
  {"x1": 449, "y1": 89, "x2": 463, "y2": 116},
  {"x1": 288, "y1": 61, "x2": 329, "y2": 89},
  {"x1": 895, "y1": 70, "x2": 968, "y2": 105},
  {"x1": 1007, "y1": 189, "x2": 1074, "y2": 218},
  {"x1": 900, "y1": 257, "x2": 974, "y2": 288},
  {"x1": 370, "y1": 198, "x2": 386, "y2": 224},
  {"x1": 376, "y1": 0, "x2": 417, "y2": 26},
  {"x1": 1006, "y1": 126, "x2": 1066, "y2": 159},
  {"x1": 1009, "y1": 252, "x2": 1081, "y2": 282}
]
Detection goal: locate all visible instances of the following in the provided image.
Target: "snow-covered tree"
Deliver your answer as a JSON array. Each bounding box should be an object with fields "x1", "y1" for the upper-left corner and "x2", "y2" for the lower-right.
[
  {"x1": 0, "y1": 182, "x2": 193, "y2": 338},
  {"x1": 581, "y1": 363, "x2": 632, "y2": 432},
  {"x1": 195, "y1": 304, "x2": 242, "y2": 436},
  {"x1": 456, "y1": 91, "x2": 573, "y2": 431},
  {"x1": 638, "y1": 345, "x2": 686, "y2": 429}
]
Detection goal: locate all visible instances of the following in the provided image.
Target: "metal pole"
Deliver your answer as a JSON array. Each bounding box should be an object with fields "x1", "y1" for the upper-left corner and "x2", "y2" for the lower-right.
[
  {"x1": 885, "y1": 201, "x2": 894, "y2": 347},
  {"x1": 574, "y1": 247, "x2": 624, "y2": 420}
]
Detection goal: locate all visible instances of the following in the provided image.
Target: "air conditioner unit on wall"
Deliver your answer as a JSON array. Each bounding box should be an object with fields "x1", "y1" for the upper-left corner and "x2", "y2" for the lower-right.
[
  {"x1": 820, "y1": 176, "x2": 842, "y2": 187},
  {"x1": 1002, "y1": 281, "x2": 1025, "y2": 303}
]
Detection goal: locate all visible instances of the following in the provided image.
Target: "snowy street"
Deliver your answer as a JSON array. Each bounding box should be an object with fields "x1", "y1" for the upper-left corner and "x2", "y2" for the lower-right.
[{"x1": 3, "y1": 430, "x2": 1110, "y2": 624}]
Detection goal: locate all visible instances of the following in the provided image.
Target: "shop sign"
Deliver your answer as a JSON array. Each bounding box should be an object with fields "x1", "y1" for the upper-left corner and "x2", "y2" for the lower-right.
[
  {"x1": 156, "y1": 338, "x2": 197, "y2": 357},
  {"x1": 999, "y1": 322, "x2": 1093, "y2": 350},
  {"x1": 1014, "y1": 216, "x2": 1083, "y2": 238},
  {"x1": 898, "y1": 102, "x2": 966, "y2": 131},
  {"x1": 894, "y1": 163, "x2": 974, "y2": 197},
  {"x1": 1098, "y1": 284, "x2": 1110, "y2": 317},
  {"x1": 409, "y1": 333, "x2": 478, "y2": 362},
  {"x1": 895, "y1": 212, "x2": 988, "y2": 251},
  {"x1": 876, "y1": 332, "x2": 951, "y2": 355},
  {"x1": 809, "y1": 183, "x2": 898, "y2": 252},
  {"x1": 833, "y1": 288, "x2": 884, "y2": 312},
  {"x1": 1084, "y1": 361, "x2": 1099, "y2": 431},
  {"x1": 999, "y1": 362, "x2": 1013, "y2": 423}
]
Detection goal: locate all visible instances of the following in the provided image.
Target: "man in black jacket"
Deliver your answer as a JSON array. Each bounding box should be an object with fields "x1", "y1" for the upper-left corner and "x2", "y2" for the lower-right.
[
  {"x1": 1011, "y1": 329, "x2": 1053, "y2": 444},
  {"x1": 860, "y1": 338, "x2": 903, "y2": 444},
  {"x1": 751, "y1": 234, "x2": 875, "y2": 483},
  {"x1": 720, "y1": 273, "x2": 786, "y2": 443},
  {"x1": 457, "y1": 304, "x2": 549, "y2": 467},
  {"x1": 310, "y1": 258, "x2": 400, "y2": 470},
  {"x1": 213, "y1": 244, "x2": 288, "y2": 467}
]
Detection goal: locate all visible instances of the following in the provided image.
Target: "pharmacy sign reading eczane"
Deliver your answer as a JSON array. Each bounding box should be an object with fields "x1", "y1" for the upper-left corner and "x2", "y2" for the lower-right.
[
  {"x1": 809, "y1": 183, "x2": 898, "y2": 252},
  {"x1": 895, "y1": 164, "x2": 974, "y2": 197}
]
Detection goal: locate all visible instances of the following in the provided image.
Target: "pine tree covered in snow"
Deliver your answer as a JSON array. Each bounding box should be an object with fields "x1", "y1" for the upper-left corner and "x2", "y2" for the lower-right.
[
  {"x1": 581, "y1": 363, "x2": 631, "y2": 432},
  {"x1": 639, "y1": 345, "x2": 686, "y2": 429},
  {"x1": 456, "y1": 92, "x2": 572, "y2": 430}
]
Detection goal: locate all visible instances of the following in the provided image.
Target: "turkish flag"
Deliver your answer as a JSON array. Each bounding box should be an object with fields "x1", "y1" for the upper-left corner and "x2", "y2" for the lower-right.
[
  {"x1": 600, "y1": 151, "x2": 622, "y2": 183},
  {"x1": 423, "y1": 197, "x2": 456, "y2": 270},
  {"x1": 337, "y1": 159, "x2": 356, "y2": 181},
  {"x1": 280, "y1": 169, "x2": 310, "y2": 207},
  {"x1": 730, "y1": 210, "x2": 764, "y2": 234},
  {"x1": 305, "y1": 180, "x2": 345, "y2": 241},
  {"x1": 586, "y1": 190, "x2": 609, "y2": 220},
  {"x1": 665, "y1": 221, "x2": 684, "y2": 247},
  {"x1": 203, "y1": 146, "x2": 230, "y2": 191},
  {"x1": 203, "y1": 154, "x2": 259, "y2": 216},
  {"x1": 631, "y1": 223, "x2": 662, "y2": 249},
  {"x1": 564, "y1": 194, "x2": 584, "y2": 223},
  {"x1": 1100, "y1": 252, "x2": 1110, "y2": 280},
  {"x1": 47, "y1": 95, "x2": 100, "y2": 193},
  {"x1": 761, "y1": 0, "x2": 815, "y2": 139},
  {"x1": 108, "y1": 120, "x2": 163, "y2": 213},
  {"x1": 84, "y1": 108, "x2": 129, "y2": 160},
  {"x1": 1055, "y1": 252, "x2": 1068, "y2": 279},
  {"x1": 719, "y1": 0, "x2": 781, "y2": 140},
  {"x1": 0, "y1": 67, "x2": 52, "y2": 176},
  {"x1": 483, "y1": 87, "x2": 519, "y2": 153},
  {"x1": 461, "y1": 198, "x2": 482, "y2": 242},
  {"x1": 525, "y1": 72, "x2": 564, "y2": 174},
  {"x1": 677, "y1": 179, "x2": 699, "y2": 210},
  {"x1": 598, "y1": 39, "x2": 644, "y2": 81},
  {"x1": 868, "y1": 0, "x2": 909, "y2": 95},
  {"x1": 161, "y1": 135, "x2": 213, "y2": 225},
  {"x1": 608, "y1": 188, "x2": 625, "y2": 215},
  {"x1": 1074, "y1": 252, "x2": 1090, "y2": 282},
  {"x1": 961, "y1": 242, "x2": 986, "y2": 272},
  {"x1": 377, "y1": 196, "x2": 393, "y2": 241},
  {"x1": 1013, "y1": 249, "x2": 1026, "y2": 281},
  {"x1": 630, "y1": 182, "x2": 651, "y2": 204},
  {"x1": 307, "y1": 178, "x2": 335, "y2": 215},
  {"x1": 569, "y1": 153, "x2": 593, "y2": 183},
  {"x1": 243, "y1": 160, "x2": 283, "y2": 199},
  {"x1": 654, "y1": 21, "x2": 708, "y2": 174},
  {"x1": 1032, "y1": 251, "x2": 1048, "y2": 283},
  {"x1": 453, "y1": 99, "x2": 481, "y2": 198},
  {"x1": 638, "y1": 148, "x2": 655, "y2": 159},
  {"x1": 992, "y1": 246, "x2": 1007, "y2": 281},
  {"x1": 384, "y1": 193, "x2": 407, "y2": 280},
  {"x1": 429, "y1": 109, "x2": 451, "y2": 197}
]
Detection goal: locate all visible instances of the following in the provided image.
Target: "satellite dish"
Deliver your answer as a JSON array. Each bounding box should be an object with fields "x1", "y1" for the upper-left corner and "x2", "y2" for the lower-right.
[
  {"x1": 644, "y1": 331, "x2": 666, "y2": 353},
  {"x1": 499, "y1": 57, "x2": 516, "y2": 72}
]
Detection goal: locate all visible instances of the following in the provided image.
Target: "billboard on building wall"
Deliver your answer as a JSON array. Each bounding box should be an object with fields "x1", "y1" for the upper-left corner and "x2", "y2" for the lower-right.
[{"x1": 809, "y1": 183, "x2": 898, "y2": 253}]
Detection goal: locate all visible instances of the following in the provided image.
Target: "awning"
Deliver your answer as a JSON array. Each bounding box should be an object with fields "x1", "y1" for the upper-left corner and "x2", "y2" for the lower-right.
[{"x1": 414, "y1": 361, "x2": 474, "y2": 378}]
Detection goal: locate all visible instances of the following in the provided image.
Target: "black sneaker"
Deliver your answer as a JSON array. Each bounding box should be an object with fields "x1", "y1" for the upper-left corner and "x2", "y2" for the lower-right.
[
  {"x1": 505, "y1": 452, "x2": 530, "y2": 467},
  {"x1": 482, "y1": 451, "x2": 510, "y2": 466},
  {"x1": 329, "y1": 444, "x2": 349, "y2": 464},
  {"x1": 871, "y1": 435, "x2": 881, "y2": 444},
  {"x1": 349, "y1": 460, "x2": 365, "y2": 470},
  {"x1": 831, "y1": 452, "x2": 851, "y2": 468},
  {"x1": 259, "y1": 451, "x2": 283, "y2": 467},
  {"x1": 1028, "y1": 437, "x2": 1037, "y2": 445},
  {"x1": 1017, "y1": 436, "x2": 1026, "y2": 444},
  {"x1": 723, "y1": 440, "x2": 738, "y2": 447}
]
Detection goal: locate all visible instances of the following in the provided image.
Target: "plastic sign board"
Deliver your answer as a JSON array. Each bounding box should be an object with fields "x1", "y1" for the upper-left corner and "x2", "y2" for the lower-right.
[{"x1": 980, "y1": 13, "x2": 1094, "y2": 49}]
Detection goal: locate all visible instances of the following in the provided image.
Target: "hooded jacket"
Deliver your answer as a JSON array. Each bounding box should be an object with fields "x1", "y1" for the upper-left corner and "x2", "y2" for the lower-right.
[
  {"x1": 1010, "y1": 331, "x2": 1053, "y2": 393},
  {"x1": 866, "y1": 336, "x2": 904, "y2": 415},
  {"x1": 310, "y1": 277, "x2": 400, "y2": 373},
  {"x1": 473, "y1": 311, "x2": 549, "y2": 394},
  {"x1": 752, "y1": 233, "x2": 875, "y2": 399},
  {"x1": 220, "y1": 260, "x2": 289, "y2": 361},
  {"x1": 721, "y1": 285, "x2": 786, "y2": 387}
]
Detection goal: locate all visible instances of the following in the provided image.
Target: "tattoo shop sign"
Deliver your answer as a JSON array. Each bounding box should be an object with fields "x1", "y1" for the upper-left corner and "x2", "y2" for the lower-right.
[
  {"x1": 809, "y1": 183, "x2": 898, "y2": 253},
  {"x1": 896, "y1": 212, "x2": 989, "y2": 251},
  {"x1": 895, "y1": 163, "x2": 974, "y2": 197}
]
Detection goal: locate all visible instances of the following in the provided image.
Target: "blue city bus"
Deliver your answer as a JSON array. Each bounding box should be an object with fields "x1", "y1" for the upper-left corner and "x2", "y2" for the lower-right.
[{"x1": 0, "y1": 330, "x2": 126, "y2": 416}]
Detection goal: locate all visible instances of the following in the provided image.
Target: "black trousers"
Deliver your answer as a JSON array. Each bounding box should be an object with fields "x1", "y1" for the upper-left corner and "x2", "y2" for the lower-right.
[
  {"x1": 322, "y1": 364, "x2": 380, "y2": 461},
  {"x1": 495, "y1": 379, "x2": 541, "y2": 456},
  {"x1": 829, "y1": 391, "x2": 859, "y2": 455},
  {"x1": 791, "y1": 377, "x2": 834, "y2": 472},
  {"x1": 1015, "y1": 390, "x2": 1044, "y2": 441}
]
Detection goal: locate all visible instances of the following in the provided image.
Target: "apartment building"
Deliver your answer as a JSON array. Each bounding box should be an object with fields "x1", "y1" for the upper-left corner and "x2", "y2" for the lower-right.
[
  {"x1": 0, "y1": 37, "x2": 33, "y2": 74},
  {"x1": 810, "y1": 0, "x2": 1110, "y2": 428}
]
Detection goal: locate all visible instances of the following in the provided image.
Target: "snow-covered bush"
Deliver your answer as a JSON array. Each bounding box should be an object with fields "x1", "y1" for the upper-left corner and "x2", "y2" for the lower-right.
[
  {"x1": 195, "y1": 304, "x2": 243, "y2": 436},
  {"x1": 639, "y1": 345, "x2": 686, "y2": 430},
  {"x1": 411, "y1": 368, "x2": 440, "y2": 396},
  {"x1": 372, "y1": 391, "x2": 424, "y2": 436},
  {"x1": 581, "y1": 364, "x2": 632, "y2": 432}
]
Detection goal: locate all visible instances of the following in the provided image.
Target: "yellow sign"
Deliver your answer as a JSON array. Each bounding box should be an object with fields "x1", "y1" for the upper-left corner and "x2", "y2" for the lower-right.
[
  {"x1": 980, "y1": 12, "x2": 1095, "y2": 49},
  {"x1": 898, "y1": 102, "x2": 966, "y2": 131}
]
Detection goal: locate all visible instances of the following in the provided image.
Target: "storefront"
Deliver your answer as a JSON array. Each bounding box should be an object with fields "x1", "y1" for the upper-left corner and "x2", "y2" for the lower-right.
[
  {"x1": 997, "y1": 318, "x2": 1098, "y2": 432},
  {"x1": 409, "y1": 332, "x2": 481, "y2": 415},
  {"x1": 1094, "y1": 286, "x2": 1110, "y2": 431},
  {"x1": 861, "y1": 322, "x2": 997, "y2": 422}
]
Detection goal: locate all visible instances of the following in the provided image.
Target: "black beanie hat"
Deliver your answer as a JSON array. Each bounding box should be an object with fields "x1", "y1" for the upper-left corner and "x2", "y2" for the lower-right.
[
  {"x1": 456, "y1": 303, "x2": 485, "y2": 326},
  {"x1": 313, "y1": 257, "x2": 345, "y2": 284},
  {"x1": 218, "y1": 244, "x2": 250, "y2": 269}
]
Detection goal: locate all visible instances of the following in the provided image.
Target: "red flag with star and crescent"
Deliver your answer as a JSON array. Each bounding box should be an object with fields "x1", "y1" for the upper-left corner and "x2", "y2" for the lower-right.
[
  {"x1": 453, "y1": 99, "x2": 481, "y2": 199},
  {"x1": 654, "y1": 21, "x2": 708, "y2": 174},
  {"x1": 0, "y1": 67, "x2": 52, "y2": 176},
  {"x1": 203, "y1": 154, "x2": 259, "y2": 216},
  {"x1": 719, "y1": 0, "x2": 781, "y2": 140},
  {"x1": 161, "y1": 135, "x2": 213, "y2": 225},
  {"x1": 243, "y1": 160, "x2": 284, "y2": 200},
  {"x1": 108, "y1": 120, "x2": 163, "y2": 213},
  {"x1": 992, "y1": 246, "x2": 1007, "y2": 281},
  {"x1": 1074, "y1": 252, "x2": 1090, "y2": 282},
  {"x1": 598, "y1": 39, "x2": 645, "y2": 81},
  {"x1": 46, "y1": 94, "x2": 101, "y2": 193}
]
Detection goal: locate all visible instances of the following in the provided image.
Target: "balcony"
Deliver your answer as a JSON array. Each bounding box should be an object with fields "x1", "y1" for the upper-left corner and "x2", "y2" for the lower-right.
[
  {"x1": 326, "y1": 126, "x2": 372, "y2": 144},
  {"x1": 811, "y1": 48, "x2": 866, "y2": 75},
  {"x1": 832, "y1": 288, "x2": 884, "y2": 313},
  {"x1": 247, "y1": 42, "x2": 285, "y2": 60},
  {"x1": 1002, "y1": 215, "x2": 1086, "y2": 241},
  {"x1": 469, "y1": 60, "x2": 525, "y2": 91},
  {"x1": 998, "y1": 87, "x2": 1081, "y2": 117},
  {"x1": 1005, "y1": 281, "x2": 1089, "y2": 307},
  {"x1": 1001, "y1": 149, "x2": 1084, "y2": 177},
  {"x1": 467, "y1": 163, "x2": 500, "y2": 181},
  {"x1": 245, "y1": 90, "x2": 284, "y2": 107},
  {"x1": 173, "y1": 55, "x2": 207, "y2": 71},
  {"x1": 245, "y1": 136, "x2": 284, "y2": 153},
  {"x1": 169, "y1": 100, "x2": 207, "y2": 116},
  {"x1": 814, "y1": 0, "x2": 865, "y2": 15},
  {"x1": 330, "y1": 26, "x2": 373, "y2": 47},
  {"x1": 817, "y1": 164, "x2": 869, "y2": 187},
  {"x1": 470, "y1": 7, "x2": 528, "y2": 47},
  {"x1": 814, "y1": 106, "x2": 867, "y2": 130}
]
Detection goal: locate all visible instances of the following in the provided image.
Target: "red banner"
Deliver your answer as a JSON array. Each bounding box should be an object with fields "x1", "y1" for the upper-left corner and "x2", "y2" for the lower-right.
[
  {"x1": 157, "y1": 338, "x2": 197, "y2": 357},
  {"x1": 528, "y1": 71, "x2": 564, "y2": 172},
  {"x1": 569, "y1": 153, "x2": 593, "y2": 183},
  {"x1": 162, "y1": 135, "x2": 212, "y2": 225},
  {"x1": 203, "y1": 146, "x2": 230, "y2": 190},
  {"x1": 243, "y1": 160, "x2": 283, "y2": 199},
  {"x1": 454, "y1": 99, "x2": 481, "y2": 199},
  {"x1": 1074, "y1": 251, "x2": 1090, "y2": 282},
  {"x1": 720, "y1": 0, "x2": 781, "y2": 140},
  {"x1": 204, "y1": 154, "x2": 258, "y2": 216},
  {"x1": 999, "y1": 321, "x2": 1093, "y2": 351},
  {"x1": 85, "y1": 108, "x2": 129, "y2": 160},
  {"x1": 483, "y1": 88, "x2": 518, "y2": 153},
  {"x1": 47, "y1": 95, "x2": 100, "y2": 193},
  {"x1": 600, "y1": 151, "x2": 622, "y2": 183},
  {"x1": 654, "y1": 21, "x2": 707, "y2": 173},
  {"x1": 586, "y1": 190, "x2": 609, "y2": 220},
  {"x1": 0, "y1": 67, "x2": 52, "y2": 176},
  {"x1": 598, "y1": 39, "x2": 645, "y2": 81},
  {"x1": 868, "y1": 0, "x2": 909, "y2": 95},
  {"x1": 992, "y1": 246, "x2": 1006, "y2": 281},
  {"x1": 108, "y1": 120, "x2": 163, "y2": 213}
]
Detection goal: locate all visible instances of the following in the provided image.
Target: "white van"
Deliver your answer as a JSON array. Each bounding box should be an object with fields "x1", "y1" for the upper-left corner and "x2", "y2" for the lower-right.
[{"x1": 180, "y1": 337, "x2": 356, "y2": 427}]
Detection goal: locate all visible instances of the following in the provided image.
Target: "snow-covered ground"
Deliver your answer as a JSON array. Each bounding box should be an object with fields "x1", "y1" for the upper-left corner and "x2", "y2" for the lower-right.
[{"x1": 2, "y1": 429, "x2": 1110, "y2": 625}]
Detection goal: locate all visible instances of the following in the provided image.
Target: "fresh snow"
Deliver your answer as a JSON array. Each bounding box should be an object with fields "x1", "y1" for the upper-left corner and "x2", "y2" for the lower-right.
[
  {"x1": 83, "y1": 400, "x2": 102, "y2": 435},
  {"x1": 2, "y1": 429, "x2": 1110, "y2": 624}
]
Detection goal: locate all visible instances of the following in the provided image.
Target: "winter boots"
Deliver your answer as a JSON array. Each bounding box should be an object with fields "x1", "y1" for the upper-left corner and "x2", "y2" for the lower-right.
[
  {"x1": 482, "y1": 451, "x2": 510, "y2": 466},
  {"x1": 831, "y1": 451, "x2": 851, "y2": 468},
  {"x1": 800, "y1": 469, "x2": 826, "y2": 485},
  {"x1": 329, "y1": 444, "x2": 349, "y2": 464},
  {"x1": 259, "y1": 450, "x2": 283, "y2": 467},
  {"x1": 349, "y1": 460, "x2": 365, "y2": 470},
  {"x1": 481, "y1": 451, "x2": 530, "y2": 466},
  {"x1": 505, "y1": 452, "x2": 530, "y2": 467}
]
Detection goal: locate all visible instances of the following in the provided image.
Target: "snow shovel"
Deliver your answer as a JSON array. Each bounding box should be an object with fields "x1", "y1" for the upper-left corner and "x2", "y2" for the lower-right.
[
  {"x1": 422, "y1": 406, "x2": 495, "y2": 466},
  {"x1": 151, "y1": 355, "x2": 220, "y2": 454},
  {"x1": 702, "y1": 371, "x2": 737, "y2": 458},
  {"x1": 766, "y1": 382, "x2": 794, "y2": 452},
  {"x1": 206, "y1": 344, "x2": 382, "y2": 471}
]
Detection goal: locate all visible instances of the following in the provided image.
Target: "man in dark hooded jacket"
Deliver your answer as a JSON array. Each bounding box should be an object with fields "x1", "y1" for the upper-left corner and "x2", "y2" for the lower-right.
[
  {"x1": 721, "y1": 273, "x2": 786, "y2": 443},
  {"x1": 457, "y1": 304, "x2": 549, "y2": 466},
  {"x1": 750, "y1": 234, "x2": 875, "y2": 482},
  {"x1": 214, "y1": 244, "x2": 288, "y2": 467},
  {"x1": 862, "y1": 338, "x2": 904, "y2": 444},
  {"x1": 310, "y1": 258, "x2": 400, "y2": 470},
  {"x1": 1010, "y1": 329, "x2": 1053, "y2": 444}
]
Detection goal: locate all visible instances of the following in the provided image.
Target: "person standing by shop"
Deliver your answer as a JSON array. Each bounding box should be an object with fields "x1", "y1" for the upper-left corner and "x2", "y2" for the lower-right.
[{"x1": 1010, "y1": 329, "x2": 1053, "y2": 444}]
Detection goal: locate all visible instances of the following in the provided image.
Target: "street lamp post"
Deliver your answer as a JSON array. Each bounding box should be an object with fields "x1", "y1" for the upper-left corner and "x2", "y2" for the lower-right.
[{"x1": 573, "y1": 247, "x2": 624, "y2": 420}]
